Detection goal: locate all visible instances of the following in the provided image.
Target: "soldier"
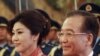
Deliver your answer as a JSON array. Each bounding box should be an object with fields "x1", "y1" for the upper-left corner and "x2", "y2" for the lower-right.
[
  {"x1": 79, "y1": 3, "x2": 100, "y2": 56},
  {"x1": 41, "y1": 19, "x2": 61, "y2": 55},
  {"x1": 0, "y1": 16, "x2": 19, "y2": 56}
]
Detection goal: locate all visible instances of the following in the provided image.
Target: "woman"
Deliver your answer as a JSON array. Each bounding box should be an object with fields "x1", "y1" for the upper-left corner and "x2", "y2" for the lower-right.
[
  {"x1": 9, "y1": 10, "x2": 50, "y2": 56},
  {"x1": 35, "y1": 9, "x2": 61, "y2": 55}
]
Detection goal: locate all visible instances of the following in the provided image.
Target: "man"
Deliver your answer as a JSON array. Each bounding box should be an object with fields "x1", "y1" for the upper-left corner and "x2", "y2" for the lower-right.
[
  {"x1": 0, "y1": 17, "x2": 8, "y2": 46},
  {"x1": 79, "y1": 3, "x2": 100, "y2": 56},
  {"x1": 57, "y1": 10, "x2": 99, "y2": 56},
  {"x1": 0, "y1": 16, "x2": 19, "y2": 56},
  {"x1": 0, "y1": 16, "x2": 12, "y2": 56}
]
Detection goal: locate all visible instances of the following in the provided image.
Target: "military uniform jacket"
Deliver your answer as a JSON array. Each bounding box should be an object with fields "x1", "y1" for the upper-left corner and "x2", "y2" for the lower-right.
[
  {"x1": 41, "y1": 40, "x2": 58, "y2": 55},
  {"x1": 0, "y1": 44, "x2": 19, "y2": 56}
]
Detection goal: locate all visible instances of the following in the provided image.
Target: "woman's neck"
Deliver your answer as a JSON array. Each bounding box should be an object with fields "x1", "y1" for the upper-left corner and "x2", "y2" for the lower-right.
[{"x1": 20, "y1": 44, "x2": 37, "y2": 56}]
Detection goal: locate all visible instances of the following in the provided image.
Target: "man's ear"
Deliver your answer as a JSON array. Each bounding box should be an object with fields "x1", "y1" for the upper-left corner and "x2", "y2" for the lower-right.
[
  {"x1": 32, "y1": 33, "x2": 40, "y2": 41},
  {"x1": 86, "y1": 33, "x2": 93, "y2": 46}
]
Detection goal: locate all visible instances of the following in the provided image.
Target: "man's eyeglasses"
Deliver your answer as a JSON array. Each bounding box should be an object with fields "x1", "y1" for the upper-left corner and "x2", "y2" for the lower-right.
[{"x1": 57, "y1": 31, "x2": 87, "y2": 38}]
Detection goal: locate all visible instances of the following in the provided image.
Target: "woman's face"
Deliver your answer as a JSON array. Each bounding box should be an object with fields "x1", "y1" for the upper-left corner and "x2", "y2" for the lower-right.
[{"x1": 12, "y1": 22, "x2": 36, "y2": 52}]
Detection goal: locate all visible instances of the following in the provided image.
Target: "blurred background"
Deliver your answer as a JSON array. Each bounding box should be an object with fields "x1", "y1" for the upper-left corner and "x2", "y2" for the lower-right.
[{"x1": 0, "y1": 0, "x2": 100, "y2": 24}]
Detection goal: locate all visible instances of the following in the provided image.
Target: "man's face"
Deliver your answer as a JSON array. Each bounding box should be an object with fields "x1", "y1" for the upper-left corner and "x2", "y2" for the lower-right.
[
  {"x1": 58, "y1": 15, "x2": 92, "y2": 56},
  {"x1": 46, "y1": 29, "x2": 58, "y2": 40},
  {"x1": 0, "y1": 26, "x2": 8, "y2": 41}
]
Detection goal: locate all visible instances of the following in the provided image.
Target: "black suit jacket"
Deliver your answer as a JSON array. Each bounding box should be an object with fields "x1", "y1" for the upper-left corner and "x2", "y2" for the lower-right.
[
  {"x1": 93, "y1": 38, "x2": 100, "y2": 56},
  {"x1": 93, "y1": 52, "x2": 98, "y2": 56}
]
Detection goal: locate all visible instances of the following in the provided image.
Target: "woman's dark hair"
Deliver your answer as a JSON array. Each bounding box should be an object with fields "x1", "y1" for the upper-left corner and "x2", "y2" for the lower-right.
[
  {"x1": 35, "y1": 9, "x2": 61, "y2": 30},
  {"x1": 9, "y1": 10, "x2": 50, "y2": 45},
  {"x1": 35, "y1": 9, "x2": 51, "y2": 20}
]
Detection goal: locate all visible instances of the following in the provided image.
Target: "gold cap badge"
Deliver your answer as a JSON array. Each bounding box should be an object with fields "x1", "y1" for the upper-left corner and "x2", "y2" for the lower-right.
[{"x1": 86, "y1": 5, "x2": 92, "y2": 12}]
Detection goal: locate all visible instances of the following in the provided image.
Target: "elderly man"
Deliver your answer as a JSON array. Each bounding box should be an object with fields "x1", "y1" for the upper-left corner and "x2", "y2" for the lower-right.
[
  {"x1": 57, "y1": 10, "x2": 99, "y2": 56},
  {"x1": 79, "y1": 3, "x2": 100, "y2": 56}
]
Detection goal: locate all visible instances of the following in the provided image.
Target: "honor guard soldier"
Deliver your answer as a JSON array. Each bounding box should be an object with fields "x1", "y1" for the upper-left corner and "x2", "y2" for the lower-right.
[
  {"x1": 41, "y1": 19, "x2": 61, "y2": 55},
  {"x1": 0, "y1": 16, "x2": 19, "y2": 56},
  {"x1": 79, "y1": 3, "x2": 100, "y2": 56}
]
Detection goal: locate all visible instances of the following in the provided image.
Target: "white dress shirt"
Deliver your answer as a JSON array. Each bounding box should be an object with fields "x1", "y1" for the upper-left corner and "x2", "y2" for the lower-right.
[{"x1": 88, "y1": 51, "x2": 93, "y2": 56}]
